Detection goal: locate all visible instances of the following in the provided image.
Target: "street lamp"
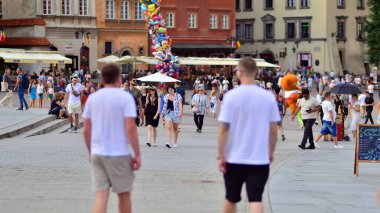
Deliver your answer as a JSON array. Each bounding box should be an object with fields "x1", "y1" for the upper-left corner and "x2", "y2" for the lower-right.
[{"x1": 74, "y1": 28, "x2": 91, "y2": 45}]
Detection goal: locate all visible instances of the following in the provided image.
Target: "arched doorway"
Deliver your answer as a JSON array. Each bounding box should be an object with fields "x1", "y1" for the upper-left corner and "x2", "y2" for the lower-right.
[
  {"x1": 260, "y1": 50, "x2": 275, "y2": 63},
  {"x1": 49, "y1": 45, "x2": 58, "y2": 51},
  {"x1": 80, "y1": 46, "x2": 90, "y2": 71},
  {"x1": 121, "y1": 50, "x2": 132, "y2": 74}
]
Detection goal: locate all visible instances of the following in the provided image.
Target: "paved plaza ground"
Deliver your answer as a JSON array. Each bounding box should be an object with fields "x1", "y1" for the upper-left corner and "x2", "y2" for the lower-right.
[{"x1": 0, "y1": 90, "x2": 379, "y2": 212}]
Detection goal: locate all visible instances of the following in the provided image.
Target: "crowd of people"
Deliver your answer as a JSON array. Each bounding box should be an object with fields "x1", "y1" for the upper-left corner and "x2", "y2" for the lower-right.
[{"x1": 1, "y1": 61, "x2": 380, "y2": 212}]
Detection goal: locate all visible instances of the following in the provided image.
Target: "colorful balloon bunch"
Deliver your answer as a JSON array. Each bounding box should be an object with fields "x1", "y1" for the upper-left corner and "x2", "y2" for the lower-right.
[{"x1": 140, "y1": 0, "x2": 180, "y2": 78}]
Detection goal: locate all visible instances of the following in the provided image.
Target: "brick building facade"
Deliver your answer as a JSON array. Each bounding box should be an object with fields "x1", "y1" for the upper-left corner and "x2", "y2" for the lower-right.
[{"x1": 160, "y1": 0, "x2": 236, "y2": 58}]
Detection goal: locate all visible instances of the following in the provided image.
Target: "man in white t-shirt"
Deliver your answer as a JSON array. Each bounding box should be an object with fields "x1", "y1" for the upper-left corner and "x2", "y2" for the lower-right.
[
  {"x1": 64, "y1": 74, "x2": 84, "y2": 133},
  {"x1": 291, "y1": 88, "x2": 321, "y2": 149},
  {"x1": 330, "y1": 70, "x2": 335, "y2": 80},
  {"x1": 368, "y1": 82, "x2": 374, "y2": 98},
  {"x1": 83, "y1": 64, "x2": 141, "y2": 213},
  {"x1": 314, "y1": 92, "x2": 344, "y2": 148},
  {"x1": 217, "y1": 57, "x2": 280, "y2": 212},
  {"x1": 358, "y1": 93, "x2": 367, "y2": 118}
]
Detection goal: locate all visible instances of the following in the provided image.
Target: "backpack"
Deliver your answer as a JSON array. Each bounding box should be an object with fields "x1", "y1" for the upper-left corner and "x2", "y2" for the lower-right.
[{"x1": 21, "y1": 74, "x2": 29, "y2": 89}]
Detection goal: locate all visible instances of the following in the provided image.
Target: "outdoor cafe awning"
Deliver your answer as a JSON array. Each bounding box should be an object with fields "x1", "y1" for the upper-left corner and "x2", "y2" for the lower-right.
[
  {"x1": 0, "y1": 49, "x2": 72, "y2": 64},
  {"x1": 118, "y1": 56, "x2": 279, "y2": 68}
]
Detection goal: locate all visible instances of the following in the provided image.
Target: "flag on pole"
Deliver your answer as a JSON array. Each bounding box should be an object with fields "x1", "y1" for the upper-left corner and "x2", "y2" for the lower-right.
[{"x1": 235, "y1": 41, "x2": 241, "y2": 49}]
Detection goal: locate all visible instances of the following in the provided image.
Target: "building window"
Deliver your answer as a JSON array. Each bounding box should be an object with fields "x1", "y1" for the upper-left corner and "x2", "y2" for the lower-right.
[
  {"x1": 245, "y1": 0, "x2": 252, "y2": 10},
  {"x1": 300, "y1": 22, "x2": 310, "y2": 38},
  {"x1": 245, "y1": 24, "x2": 253, "y2": 40},
  {"x1": 287, "y1": 0, "x2": 296, "y2": 8},
  {"x1": 62, "y1": 0, "x2": 71, "y2": 15},
  {"x1": 337, "y1": 0, "x2": 345, "y2": 8},
  {"x1": 357, "y1": 0, "x2": 365, "y2": 9},
  {"x1": 236, "y1": 0, "x2": 240, "y2": 11},
  {"x1": 287, "y1": 23, "x2": 296, "y2": 39},
  {"x1": 106, "y1": 0, "x2": 115, "y2": 19},
  {"x1": 79, "y1": 0, "x2": 88, "y2": 16},
  {"x1": 188, "y1": 13, "x2": 197, "y2": 28},
  {"x1": 357, "y1": 22, "x2": 364, "y2": 40},
  {"x1": 265, "y1": 23, "x2": 274, "y2": 39},
  {"x1": 210, "y1": 14, "x2": 218, "y2": 29},
  {"x1": 43, "y1": 0, "x2": 52, "y2": 15},
  {"x1": 337, "y1": 22, "x2": 345, "y2": 39},
  {"x1": 236, "y1": 24, "x2": 241, "y2": 39},
  {"x1": 222, "y1": 15, "x2": 230, "y2": 29},
  {"x1": 167, "y1": 13, "x2": 175, "y2": 28},
  {"x1": 265, "y1": 0, "x2": 273, "y2": 9},
  {"x1": 121, "y1": 0, "x2": 130, "y2": 20},
  {"x1": 300, "y1": 0, "x2": 310, "y2": 8},
  {"x1": 105, "y1": 42, "x2": 113, "y2": 55},
  {"x1": 135, "y1": 2, "x2": 143, "y2": 20}
]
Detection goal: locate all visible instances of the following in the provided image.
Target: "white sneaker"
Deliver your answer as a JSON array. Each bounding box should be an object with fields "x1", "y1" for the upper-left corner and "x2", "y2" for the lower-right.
[
  {"x1": 173, "y1": 144, "x2": 178, "y2": 148},
  {"x1": 68, "y1": 126, "x2": 74, "y2": 133},
  {"x1": 334, "y1": 144, "x2": 344, "y2": 149},
  {"x1": 314, "y1": 142, "x2": 320, "y2": 148}
]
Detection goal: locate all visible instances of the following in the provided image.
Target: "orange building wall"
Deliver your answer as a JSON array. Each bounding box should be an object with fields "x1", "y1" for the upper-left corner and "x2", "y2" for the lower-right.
[
  {"x1": 161, "y1": 0, "x2": 236, "y2": 45},
  {"x1": 96, "y1": 0, "x2": 149, "y2": 58}
]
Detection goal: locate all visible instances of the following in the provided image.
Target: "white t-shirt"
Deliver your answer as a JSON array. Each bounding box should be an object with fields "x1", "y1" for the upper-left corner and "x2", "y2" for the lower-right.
[
  {"x1": 354, "y1": 77, "x2": 361, "y2": 85},
  {"x1": 368, "y1": 85, "x2": 374, "y2": 94},
  {"x1": 299, "y1": 97, "x2": 319, "y2": 119},
  {"x1": 65, "y1": 83, "x2": 84, "y2": 104},
  {"x1": 358, "y1": 94, "x2": 366, "y2": 106},
  {"x1": 322, "y1": 100, "x2": 336, "y2": 121},
  {"x1": 218, "y1": 85, "x2": 281, "y2": 165},
  {"x1": 37, "y1": 84, "x2": 44, "y2": 94},
  {"x1": 82, "y1": 88, "x2": 137, "y2": 156}
]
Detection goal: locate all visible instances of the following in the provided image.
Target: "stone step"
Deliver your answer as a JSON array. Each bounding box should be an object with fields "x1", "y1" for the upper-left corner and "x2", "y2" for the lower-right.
[
  {"x1": 49, "y1": 120, "x2": 84, "y2": 135},
  {"x1": 0, "y1": 115, "x2": 56, "y2": 139},
  {"x1": 25, "y1": 119, "x2": 69, "y2": 138}
]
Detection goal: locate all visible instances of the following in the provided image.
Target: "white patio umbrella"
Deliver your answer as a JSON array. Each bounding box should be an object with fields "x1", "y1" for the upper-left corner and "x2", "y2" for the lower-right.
[
  {"x1": 97, "y1": 55, "x2": 120, "y2": 63},
  {"x1": 137, "y1": 72, "x2": 180, "y2": 83}
]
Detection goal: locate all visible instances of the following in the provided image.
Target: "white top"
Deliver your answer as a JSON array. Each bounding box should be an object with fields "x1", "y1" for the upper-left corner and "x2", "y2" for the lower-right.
[
  {"x1": 358, "y1": 94, "x2": 366, "y2": 106},
  {"x1": 82, "y1": 88, "x2": 137, "y2": 156},
  {"x1": 299, "y1": 97, "x2": 319, "y2": 119},
  {"x1": 330, "y1": 71, "x2": 335, "y2": 78},
  {"x1": 354, "y1": 77, "x2": 361, "y2": 85},
  {"x1": 37, "y1": 85, "x2": 44, "y2": 94},
  {"x1": 65, "y1": 83, "x2": 84, "y2": 104},
  {"x1": 48, "y1": 88, "x2": 54, "y2": 94},
  {"x1": 218, "y1": 85, "x2": 281, "y2": 165},
  {"x1": 368, "y1": 84, "x2": 374, "y2": 93},
  {"x1": 316, "y1": 94, "x2": 322, "y2": 104},
  {"x1": 322, "y1": 100, "x2": 336, "y2": 121}
]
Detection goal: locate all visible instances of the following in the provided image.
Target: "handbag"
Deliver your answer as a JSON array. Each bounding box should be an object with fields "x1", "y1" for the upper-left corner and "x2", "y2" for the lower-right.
[
  {"x1": 192, "y1": 95, "x2": 201, "y2": 113},
  {"x1": 1, "y1": 82, "x2": 8, "y2": 92}
]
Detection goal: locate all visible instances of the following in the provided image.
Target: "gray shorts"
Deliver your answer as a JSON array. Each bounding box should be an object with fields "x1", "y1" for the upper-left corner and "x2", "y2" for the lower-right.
[
  {"x1": 165, "y1": 111, "x2": 181, "y2": 123},
  {"x1": 91, "y1": 155, "x2": 135, "y2": 193}
]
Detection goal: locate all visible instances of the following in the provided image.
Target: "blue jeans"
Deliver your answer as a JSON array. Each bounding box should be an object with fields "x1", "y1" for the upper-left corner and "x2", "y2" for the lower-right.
[{"x1": 18, "y1": 88, "x2": 28, "y2": 109}]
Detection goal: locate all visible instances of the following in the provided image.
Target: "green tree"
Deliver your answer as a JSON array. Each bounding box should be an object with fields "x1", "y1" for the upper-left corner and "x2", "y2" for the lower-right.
[{"x1": 364, "y1": 0, "x2": 380, "y2": 66}]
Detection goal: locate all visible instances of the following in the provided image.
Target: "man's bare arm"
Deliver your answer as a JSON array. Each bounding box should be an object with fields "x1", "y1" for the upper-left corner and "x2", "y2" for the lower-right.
[
  {"x1": 83, "y1": 119, "x2": 91, "y2": 154},
  {"x1": 269, "y1": 122, "x2": 278, "y2": 163},
  {"x1": 126, "y1": 117, "x2": 140, "y2": 156},
  {"x1": 218, "y1": 123, "x2": 230, "y2": 158}
]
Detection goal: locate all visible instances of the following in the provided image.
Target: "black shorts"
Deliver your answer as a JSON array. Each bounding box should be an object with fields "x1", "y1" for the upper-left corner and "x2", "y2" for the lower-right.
[{"x1": 224, "y1": 163, "x2": 269, "y2": 203}]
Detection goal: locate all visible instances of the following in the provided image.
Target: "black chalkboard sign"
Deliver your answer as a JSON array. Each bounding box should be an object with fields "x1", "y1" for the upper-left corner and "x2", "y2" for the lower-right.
[{"x1": 354, "y1": 124, "x2": 380, "y2": 176}]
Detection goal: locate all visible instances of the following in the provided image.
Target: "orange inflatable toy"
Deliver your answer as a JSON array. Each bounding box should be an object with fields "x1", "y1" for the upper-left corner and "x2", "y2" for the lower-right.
[{"x1": 280, "y1": 73, "x2": 301, "y2": 114}]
